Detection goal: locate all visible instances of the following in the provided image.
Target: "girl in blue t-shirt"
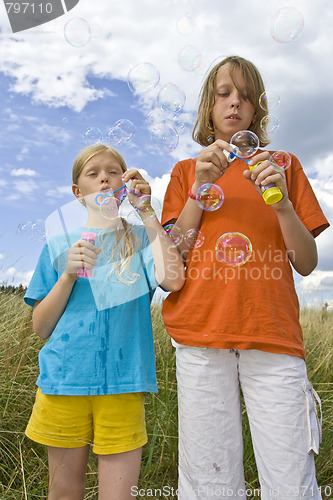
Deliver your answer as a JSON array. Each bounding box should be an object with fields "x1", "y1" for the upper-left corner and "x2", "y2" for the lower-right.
[{"x1": 24, "y1": 144, "x2": 185, "y2": 500}]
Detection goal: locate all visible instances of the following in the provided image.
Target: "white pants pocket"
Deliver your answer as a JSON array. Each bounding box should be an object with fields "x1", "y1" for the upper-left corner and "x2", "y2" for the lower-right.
[{"x1": 302, "y1": 379, "x2": 322, "y2": 455}]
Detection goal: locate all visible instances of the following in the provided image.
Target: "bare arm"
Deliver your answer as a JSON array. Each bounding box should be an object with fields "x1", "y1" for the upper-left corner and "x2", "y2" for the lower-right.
[
  {"x1": 167, "y1": 140, "x2": 232, "y2": 262},
  {"x1": 123, "y1": 169, "x2": 185, "y2": 291},
  {"x1": 245, "y1": 153, "x2": 317, "y2": 276},
  {"x1": 32, "y1": 240, "x2": 101, "y2": 339}
]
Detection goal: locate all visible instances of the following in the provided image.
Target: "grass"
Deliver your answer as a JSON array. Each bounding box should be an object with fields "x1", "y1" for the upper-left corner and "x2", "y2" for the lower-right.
[{"x1": 0, "y1": 289, "x2": 332, "y2": 499}]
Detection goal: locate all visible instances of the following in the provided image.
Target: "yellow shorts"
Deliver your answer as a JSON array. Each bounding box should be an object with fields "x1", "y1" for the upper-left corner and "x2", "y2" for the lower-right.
[{"x1": 25, "y1": 388, "x2": 147, "y2": 455}]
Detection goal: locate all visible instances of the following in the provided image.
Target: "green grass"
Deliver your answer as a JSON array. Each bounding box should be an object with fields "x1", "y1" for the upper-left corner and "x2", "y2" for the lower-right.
[{"x1": 0, "y1": 290, "x2": 332, "y2": 499}]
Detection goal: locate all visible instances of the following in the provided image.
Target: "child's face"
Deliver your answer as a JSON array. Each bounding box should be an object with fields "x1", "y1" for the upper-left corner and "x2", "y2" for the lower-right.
[
  {"x1": 72, "y1": 150, "x2": 125, "y2": 201},
  {"x1": 211, "y1": 64, "x2": 256, "y2": 143}
]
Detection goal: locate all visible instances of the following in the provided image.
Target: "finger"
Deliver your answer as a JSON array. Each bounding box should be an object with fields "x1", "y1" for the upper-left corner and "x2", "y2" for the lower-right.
[{"x1": 248, "y1": 151, "x2": 270, "y2": 166}]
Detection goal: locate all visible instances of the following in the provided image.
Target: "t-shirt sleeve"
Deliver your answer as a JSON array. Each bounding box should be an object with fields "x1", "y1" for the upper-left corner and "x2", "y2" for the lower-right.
[
  {"x1": 24, "y1": 244, "x2": 58, "y2": 307},
  {"x1": 287, "y1": 155, "x2": 330, "y2": 237},
  {"x1": 161, "y1": 161, "x2": 188, "y2": 226}
]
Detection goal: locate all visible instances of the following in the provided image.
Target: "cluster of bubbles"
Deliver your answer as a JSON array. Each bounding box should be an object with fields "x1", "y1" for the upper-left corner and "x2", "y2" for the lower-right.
[
  {"x1": 83, "y1": 120, "x2": 136, "y2": 146},
  {"x1": 95, "y1": 186, "x2": 162, "y2": 225},
  {"x1": 126, "y1": 61, "x2": 187, "y2": 154},
  {"x1": 161, "y1": 223, "x2": 252, "y2": 266},
  {"x1": 270, "y1": 7, "x2": 304, "y2": 43},
  {"x1": 18, "y1": 219, "x2": 46, "y2": 242},
  {"x1": 259, "y1": 90, "x2": 280, "y2": 134}
]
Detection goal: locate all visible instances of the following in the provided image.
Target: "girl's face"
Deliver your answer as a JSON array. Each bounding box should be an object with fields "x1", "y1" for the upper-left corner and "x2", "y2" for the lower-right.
[
  {"x1": 72, "y1": 150, "x2": 125, "y2": 201},
  {"x1": 211, "y1": 64, "x2": 256, "y2": 143}
]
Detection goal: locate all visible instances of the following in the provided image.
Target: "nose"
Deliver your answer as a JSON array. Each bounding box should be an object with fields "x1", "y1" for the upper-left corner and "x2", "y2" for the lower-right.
[
  {"x1": 100, "y1": 172, "x2": 109, "y2": 184},
  {"x1": 230, "y1": 91, "x2": 241, "y2": 108}
]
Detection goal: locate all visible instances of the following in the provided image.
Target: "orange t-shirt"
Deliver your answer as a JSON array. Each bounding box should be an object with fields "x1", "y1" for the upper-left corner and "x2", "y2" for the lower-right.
[{"x1": 161, "y1": 153, "x2": 329, "y2": 359}]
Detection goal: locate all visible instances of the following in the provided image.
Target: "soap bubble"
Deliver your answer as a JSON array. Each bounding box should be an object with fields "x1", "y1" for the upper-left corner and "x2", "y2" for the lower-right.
[
  {"x1": 260, "y1": 115, "x2": 280, "y2": 134},
  {"x1": 173, "y1": 114, "x2": 186, "y2": 132},
  {"x1": 270, "y1": 151, "x2": 292, "y2": 171},
  {"x1": 18, "y1": 219, "x2": 46, "y2": 241},
  {"x1": 157, "y1": 83, "x2": 186, "y2": 113},
  {"x1": 106, "y1": 119, "x2": 135, "y2": 145},
  {"x1": 184, "y1": 229, "x2": 205, "y2": 248},
  {"x1": 133, "y1": 195, "x2": 158, "y2": 221},
  {"x1": 196, "y1": 184, "x2": 224, "y2": 212},
  {"x1": 83, "y1": 127, "x2": 103, "y2": 144},
  {"x1": 230, "y1": 130, "x2": 259, "y2": 158},
  {"x1": 151, "y1": 123, "x2": 179, "y2": 153},
  {"x1": 215, "y1": 232, "x2": 252, "y2": 266},
  {"x1": 259, "y1": 90, "x2": 280, "y2": 112},
  {"x1": 176, "y1": 15, "x2": 194, "y2": 35},
  {"x1": 64, "y1": 18, "x2": 91, "y2": 47},
  {"x1": 271, "y1": 7, "x2": 304, "y2": 43},
  {"x1": 99, "y1": 196, "x2": 120, "y2": 220},
  {"x1": 162, "y1": 224, "x2": 183, "y2": 247},
  {"x1": 127, "y1": 62, "x2": 160, "y2": 94},
  {"x1": 178, "y1": 46, "x2": 202, "y2": 72}
]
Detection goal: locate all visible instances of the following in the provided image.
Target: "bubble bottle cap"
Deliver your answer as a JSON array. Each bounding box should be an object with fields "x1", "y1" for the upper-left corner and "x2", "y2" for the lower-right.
[
  {"x1": 82, "y1": 231, "x2": 96, "y2": 241},
  {"x1": 262, "y1": 187, "x2": 283, "y2": 205}
]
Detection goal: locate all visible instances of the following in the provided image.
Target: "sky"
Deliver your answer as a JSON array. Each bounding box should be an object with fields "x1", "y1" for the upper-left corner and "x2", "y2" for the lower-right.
[{"x1": 0, "y1": 0, "x2": 332, "y2": 308}]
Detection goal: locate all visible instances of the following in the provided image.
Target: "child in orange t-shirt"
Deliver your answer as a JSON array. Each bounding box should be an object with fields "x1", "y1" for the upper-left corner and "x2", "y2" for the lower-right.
[{"x1": 162, "y1": 56, "x2": 329, "y2": 500}]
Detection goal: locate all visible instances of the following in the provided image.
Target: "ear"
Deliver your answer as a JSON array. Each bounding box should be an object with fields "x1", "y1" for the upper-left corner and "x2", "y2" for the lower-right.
[
  {"x1": 251, "y1": 114, "x2": 257, "y2": 124},
  {"x1": 72, "y1": 184, "x2": 82, "y2": 200}
]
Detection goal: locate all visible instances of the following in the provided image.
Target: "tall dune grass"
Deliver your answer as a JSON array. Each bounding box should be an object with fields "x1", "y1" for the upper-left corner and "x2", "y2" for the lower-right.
[{"x1": 0, "y1": 289, "x2": 332, "y2": 499}]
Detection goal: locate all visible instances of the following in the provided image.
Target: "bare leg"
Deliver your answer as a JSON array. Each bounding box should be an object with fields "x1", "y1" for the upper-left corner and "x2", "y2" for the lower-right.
[
  {"x1": 98, "y1": 447, "x2": 142, "y2": 500},
  {"x1": 47, "y1": 445, "x2": 90, "y2": 500}
]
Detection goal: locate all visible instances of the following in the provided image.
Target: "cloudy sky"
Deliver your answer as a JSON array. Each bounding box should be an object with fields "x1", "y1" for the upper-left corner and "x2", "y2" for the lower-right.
[{"x1": 0, "y1": 0, "x2": 332, "y2": 307}]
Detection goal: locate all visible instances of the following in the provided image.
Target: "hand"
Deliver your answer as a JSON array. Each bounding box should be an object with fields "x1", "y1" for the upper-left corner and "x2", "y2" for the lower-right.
[
  {"x1": 65, "y1": 239, "x2": 101, "y2": 279},
  {"x1": 193, "y1": 139, "x2": 233, "y2": 193},
  {"x1": 244, "y1": 151, "x2": 289, "y2": 209},
  {"x1": 122, "y1": 169, "x2": 156, "y2": 222}
]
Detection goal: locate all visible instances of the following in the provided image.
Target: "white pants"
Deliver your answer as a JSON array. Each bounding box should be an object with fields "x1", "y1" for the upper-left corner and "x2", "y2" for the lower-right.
[{"x1": 173, "y1": 343, "x2": 322, "y2": 500}]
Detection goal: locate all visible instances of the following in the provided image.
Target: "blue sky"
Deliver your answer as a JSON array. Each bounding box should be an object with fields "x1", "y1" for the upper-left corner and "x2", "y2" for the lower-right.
[{"x1": 0, "y1": 0, "x2": 332, "y2": 307}]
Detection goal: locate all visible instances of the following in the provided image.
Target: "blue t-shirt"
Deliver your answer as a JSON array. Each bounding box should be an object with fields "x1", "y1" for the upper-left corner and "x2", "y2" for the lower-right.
[{"x1": 24, "y1": 226, "x2": 158, "y2": 396}]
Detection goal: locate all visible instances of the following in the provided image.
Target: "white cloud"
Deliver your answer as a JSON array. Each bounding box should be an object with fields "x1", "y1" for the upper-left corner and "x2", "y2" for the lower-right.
[
  {"x1": 0, "y1": 266, "x2": 33, "y2": 287},
  {"x1": 11, "y1": 167, "x2": 38, "y2": 177}
]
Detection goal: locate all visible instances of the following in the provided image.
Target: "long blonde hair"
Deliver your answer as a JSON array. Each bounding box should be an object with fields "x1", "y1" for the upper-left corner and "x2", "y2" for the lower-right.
[
  {"x1": 192, "y1": 56, "x2": 270, "y2": 148},
  {"x1": 73, "y1": 144, "x2": 140, "y2": 284}
]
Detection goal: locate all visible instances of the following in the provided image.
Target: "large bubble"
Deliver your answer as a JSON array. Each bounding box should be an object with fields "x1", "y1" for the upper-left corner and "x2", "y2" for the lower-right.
[
  {"x1": 64, "y1": 18, "x2": 91, "y2": 47},
  {"x1": 176, "y1": 15, "x2": 194, "y2": 35},
  {"x1": 184, "y1": 229, "x2": 205, "y2": 248},
  {"x1": 178, "y1": 46, "x2": 202, "y2": 72},
  {"x1": 83, "y1": 127, "x2": 103, "y2": 144},
  {"x1": 215, "y1": 232, "x2": 252, "y2": 266},
  {"x1": 260, "y1": 115, "x2": 280, "y2": 134},
  {"x1": 106, "y1": 119, "x2": 136, "y2": 145},
  {"x1": 270, "y1": 151, "x2": 292, "y2": 171},
  {"x1": 195, "y1": 184, "x2": 224, "y2": 212},
  {"x1": 161, "y1": 224, "x2": 183, "y2": 247},
  {"x1": 157, "y1": 83, "x2": 186, "y2": 113},
  {"x1": 259, "y1": 90, "x2": 280, "y2": 112},
  {"x1": 270, "y1": 7, "x2": 304, "y2": 43},
  {"x1": 230, "y1": 130, "x2": 259, "y2": 158},
  {"x1": 127, "y1": 62, "x2": 160, "y2": 94},
  {"x1": 150, "y1": 123, "x2": 179, "y2": 154}
]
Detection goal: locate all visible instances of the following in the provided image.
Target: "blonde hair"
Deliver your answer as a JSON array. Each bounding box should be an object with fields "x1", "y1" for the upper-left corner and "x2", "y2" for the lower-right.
[
  {"x1": 192, "y1": 55, "x2": 270, "y2": 148},
  {"x1": 73, "y1": 144, "x2": 140, "y2": 284}
]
